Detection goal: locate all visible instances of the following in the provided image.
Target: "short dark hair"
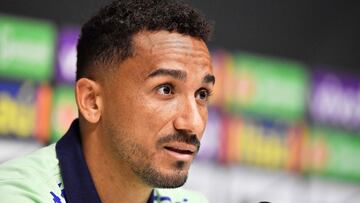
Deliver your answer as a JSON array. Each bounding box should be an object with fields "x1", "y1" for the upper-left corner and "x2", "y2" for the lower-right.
[{"x1": 76, "y1": 0, "x2": 212, "y2": 80}]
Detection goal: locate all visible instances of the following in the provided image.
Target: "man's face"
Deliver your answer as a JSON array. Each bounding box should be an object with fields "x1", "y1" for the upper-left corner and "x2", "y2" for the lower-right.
[{"x1": 100, "y1": 30, "x2": 214, "y2": 188}]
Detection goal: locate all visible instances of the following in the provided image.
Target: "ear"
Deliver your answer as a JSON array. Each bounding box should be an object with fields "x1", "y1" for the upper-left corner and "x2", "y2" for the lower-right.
[{"x1": 75, "y1": 78, "x2": 102, "y2": 123}]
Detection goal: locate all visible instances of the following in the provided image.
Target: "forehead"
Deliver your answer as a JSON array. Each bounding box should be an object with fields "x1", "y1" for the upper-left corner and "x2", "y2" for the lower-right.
[
  {"x1": 130, "y1": 30, "x2": 212, "y2": 75},
  {"x1": 133, "y1": 30, "x2": 209, "y2": 53}
]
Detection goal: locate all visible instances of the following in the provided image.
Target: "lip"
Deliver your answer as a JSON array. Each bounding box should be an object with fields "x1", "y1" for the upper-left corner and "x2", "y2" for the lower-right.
[{"x1": 163, "y1": 142, "x2": 197, "y2": 161}]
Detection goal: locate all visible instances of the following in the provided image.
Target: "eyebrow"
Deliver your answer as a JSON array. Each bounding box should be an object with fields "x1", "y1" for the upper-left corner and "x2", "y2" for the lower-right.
[
  {"x1": 203, "y1": 74, "x2": 215, "y2": 85},
  {"x1": 147, "y1": 68, "x2": 187, "y2": 81},
  {"x1": 146, "y1": 68, "x2": 215, "y2": 85}
]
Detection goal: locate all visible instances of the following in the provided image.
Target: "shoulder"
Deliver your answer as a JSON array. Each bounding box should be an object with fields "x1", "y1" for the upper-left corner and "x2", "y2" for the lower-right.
[
  {"x1": 0, "y1": 144, "x2": 65, "y2": 202},
  {"x1": 154, "y1": 187, "x2": 208, "y2": 203},
  {"x1": 0, "y1": 144, "x2": 60, "y2": 181}
]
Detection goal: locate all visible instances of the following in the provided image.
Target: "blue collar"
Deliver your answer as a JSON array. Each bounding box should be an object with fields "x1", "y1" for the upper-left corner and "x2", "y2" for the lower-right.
[{"x1": 56, "y1": 119, "x2": 154, "y2": 203}]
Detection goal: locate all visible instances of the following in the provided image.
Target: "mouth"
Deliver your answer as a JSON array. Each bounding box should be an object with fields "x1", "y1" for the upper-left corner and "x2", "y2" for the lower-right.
[
  {"x1": 163, "y1": 142, "x2": 197, "y2": 161},
  {"x1": 164, "y1": 146, "x2": 194, "y2": 155}
]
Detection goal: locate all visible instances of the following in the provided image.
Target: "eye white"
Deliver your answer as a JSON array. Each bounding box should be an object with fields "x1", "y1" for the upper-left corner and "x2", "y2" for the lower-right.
[
  {"x1": 157, "y1": 85, "x2": 172, "y2": 95},
  {"x1": 197, "y1": 89, "x2": 209, "y2": 100}
]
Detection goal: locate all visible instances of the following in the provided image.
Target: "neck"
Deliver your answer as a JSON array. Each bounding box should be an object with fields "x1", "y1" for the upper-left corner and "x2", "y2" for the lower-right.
[{"x1": 81, "y1": 123, "x2": 153, "y2": 203}]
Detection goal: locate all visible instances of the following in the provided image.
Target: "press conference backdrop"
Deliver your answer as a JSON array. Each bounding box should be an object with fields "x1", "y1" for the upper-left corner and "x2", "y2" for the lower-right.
[{"x1": 1, "y1": 1, "x2": 360, "y2": 203}]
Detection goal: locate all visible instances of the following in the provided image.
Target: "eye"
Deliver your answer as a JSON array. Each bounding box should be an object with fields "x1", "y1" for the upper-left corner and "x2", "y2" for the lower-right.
[
  {"x1": 156, "y1": 84, "x2": 174, "y2": 95},
  {"x1": 196, "y1": 88, "x2": 212, "y2": 102}
]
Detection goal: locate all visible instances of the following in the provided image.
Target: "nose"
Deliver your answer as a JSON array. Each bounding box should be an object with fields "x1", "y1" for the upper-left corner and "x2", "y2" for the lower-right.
[{"x1": 173, "y1": 96, "x2": 206, "y2": 136}]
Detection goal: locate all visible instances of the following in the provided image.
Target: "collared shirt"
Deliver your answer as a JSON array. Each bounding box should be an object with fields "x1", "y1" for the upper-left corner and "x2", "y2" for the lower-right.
[{"x1": 0, "y1": 119, "x2": 208, "y2": 203}]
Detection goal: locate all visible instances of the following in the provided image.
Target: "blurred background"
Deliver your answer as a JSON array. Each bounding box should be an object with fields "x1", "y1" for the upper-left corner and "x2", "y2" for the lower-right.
[{"x1": 1, "y1": 0, "x2": 360, "y2": 202}]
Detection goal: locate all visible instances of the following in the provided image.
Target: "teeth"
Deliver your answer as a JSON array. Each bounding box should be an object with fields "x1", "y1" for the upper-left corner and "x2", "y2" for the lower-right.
[{"x1": 164, "y1": 146, "x2": 193, "y2": 155}]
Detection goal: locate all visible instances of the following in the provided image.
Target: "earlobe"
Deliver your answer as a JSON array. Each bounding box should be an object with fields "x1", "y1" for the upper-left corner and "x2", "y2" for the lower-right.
[{"x1": 75, "y1": 78, "x2": 102, "y2": 123}]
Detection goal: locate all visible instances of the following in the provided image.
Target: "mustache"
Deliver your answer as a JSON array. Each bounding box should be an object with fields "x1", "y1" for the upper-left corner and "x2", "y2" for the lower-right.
[{"x1": 157, "y1": 131, "x2": 201, "y2": 152}]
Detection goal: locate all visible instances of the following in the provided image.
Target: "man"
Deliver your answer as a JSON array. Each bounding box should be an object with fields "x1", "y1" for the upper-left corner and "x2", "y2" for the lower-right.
[{"x1": 0, "y1": 0, "x2": 215, "y2": 202}]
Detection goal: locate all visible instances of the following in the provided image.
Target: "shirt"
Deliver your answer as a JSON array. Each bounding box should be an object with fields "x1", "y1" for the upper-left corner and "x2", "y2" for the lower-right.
[{"x1": 0, "y1": 119, "x2": 208, "y2": 203}]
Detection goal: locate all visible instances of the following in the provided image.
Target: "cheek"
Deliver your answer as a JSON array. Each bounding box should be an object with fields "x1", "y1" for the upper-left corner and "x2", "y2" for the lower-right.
[
  {"x1": 137, "y1": 96, "x2": 179, "y2": 132},
  {"x1": 102, "y1": 89, "x2": 141, "y2": 139},
  {"x1": 107, "y1": 91, "x2": 178, "y2": 144}
]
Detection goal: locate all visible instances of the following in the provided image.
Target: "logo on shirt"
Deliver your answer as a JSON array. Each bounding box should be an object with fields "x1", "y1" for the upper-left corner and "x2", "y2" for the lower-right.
[{"x1": 50, "y1": 182, "x2": 66, "y2": 203}]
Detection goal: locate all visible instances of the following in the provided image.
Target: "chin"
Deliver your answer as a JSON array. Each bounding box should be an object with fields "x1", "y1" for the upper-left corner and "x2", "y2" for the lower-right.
[
  {"x1": 155, "y1": 171, "x2": 189, "y2": 188},
  {"x1": 137, "y1": 163, "x2": 190, "y2": 188}
]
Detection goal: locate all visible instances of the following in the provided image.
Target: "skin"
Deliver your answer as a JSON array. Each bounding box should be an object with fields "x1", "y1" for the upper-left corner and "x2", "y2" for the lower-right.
[{"x1": 76, "y1": 30, "x2": 214, "y2": 203}]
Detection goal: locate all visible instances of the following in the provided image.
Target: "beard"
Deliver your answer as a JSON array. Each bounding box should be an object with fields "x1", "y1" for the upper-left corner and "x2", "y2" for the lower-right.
[
  {"x1": 131, "y1": 158, "x2": 189, "y2": 188},
  {"x1": 109, "y1": 129, "x2": 199, "y2": 188}
]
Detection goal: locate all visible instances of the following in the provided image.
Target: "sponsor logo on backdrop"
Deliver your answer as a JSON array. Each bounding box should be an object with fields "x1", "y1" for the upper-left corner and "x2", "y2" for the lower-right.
[
  {"x1": 56, "y1": 27, "x2": 80, "y2": 83},
  {"x1": 0, "y1": 81, "x2": 51, "y2": 141},
  {"x1": 302, "y1": 128, "x2": 360, "y2": 181},
  {"x1": 310, "y1": 70, "x2": 360, "y2": 130},
  {"x1": 225, "y1": 53, "x2": 308, "y2": 121},
  {"x1": 51, "y1": 85, "x2": 77, "y2": 142},
  {"x1": 222, "y1": 116, "x2": 302, "y2": 171},
  {"x1": 0, "y1": 15, "x2": 55, "y2": 81},
  {"x1": 197, "y1": 107, "x2": 222, "y2": 160}
]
